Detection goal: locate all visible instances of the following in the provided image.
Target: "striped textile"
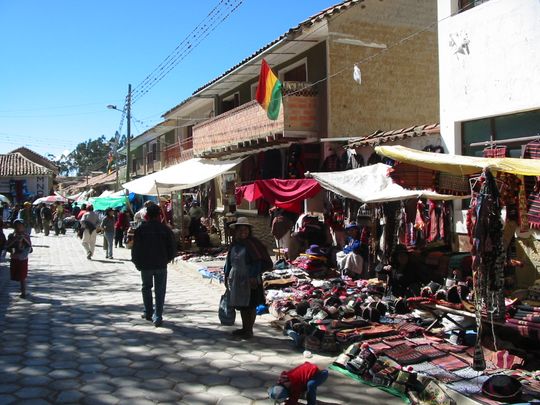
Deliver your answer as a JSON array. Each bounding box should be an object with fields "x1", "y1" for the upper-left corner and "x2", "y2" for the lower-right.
[
  {"x1": 431, "y1": 354, "x2": 469, "y2": 371},
  {"x1": 483, "y1": 146, "x2": 507, "y2": 158}
]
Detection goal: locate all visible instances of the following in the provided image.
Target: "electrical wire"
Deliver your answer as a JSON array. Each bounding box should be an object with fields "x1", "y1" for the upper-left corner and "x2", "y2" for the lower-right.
[{"x1": 130, "y1": 0, "x2": 245, "y2": 104}]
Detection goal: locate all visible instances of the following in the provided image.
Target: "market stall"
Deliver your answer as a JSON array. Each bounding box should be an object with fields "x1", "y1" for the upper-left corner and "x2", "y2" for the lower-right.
[{"x1": 256, "y1": 153, "x2": 540, "y2": 404}]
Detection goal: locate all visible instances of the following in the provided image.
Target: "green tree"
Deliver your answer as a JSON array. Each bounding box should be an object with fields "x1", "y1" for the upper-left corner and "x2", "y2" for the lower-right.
[{"x1": 59, "y1": 135, "x2": 126, "y2": 176}]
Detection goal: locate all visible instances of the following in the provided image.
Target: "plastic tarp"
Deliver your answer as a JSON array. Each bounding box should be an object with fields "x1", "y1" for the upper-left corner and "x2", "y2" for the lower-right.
[
  {"x1": 376, "y1": 145, "x2": 540, "y2": 176},
  {"x1": 308, "y1": 163, "x2": 465, "y2": 203},
  {"x1": 88, "y1": 196, "x2": 127, "y2": 211},
  {"x1": 236, "y1": 179, "x2": 321, "y2": 213},
  {"x1": 122, "y1": 158, "x2": 242, "y2": 195}
]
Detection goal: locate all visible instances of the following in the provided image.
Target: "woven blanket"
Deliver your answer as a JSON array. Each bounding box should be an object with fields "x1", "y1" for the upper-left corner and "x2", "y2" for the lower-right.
[
  {"x1": 388, "y1": 163, "x2": 436, "y2": 191},
  {"x1": 414, "y1": 344, "x2": 446, "y2": 360},
  {"x1": 507, "y1": 318, "x2": 540, "y2": 330},
  {"x1": 430, "y1": 354, "x2": 469, "y2": 371},
  {"x1": 370, "y1": 342, "x2": 392, "y2": 354},
  {"x1": 491, "y1": 350, "x2": 524, "y2": 369},
  {"x1": 396, "y1": 322, "x2": 425, "y2": 337},
  {"x1": 385, "y1": 345, "x2": 427, "y2": 365}
]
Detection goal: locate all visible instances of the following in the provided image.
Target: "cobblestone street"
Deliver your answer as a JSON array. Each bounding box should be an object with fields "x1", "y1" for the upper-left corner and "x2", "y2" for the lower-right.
[{"x1": 0, "y1": 231, "x2": 401, "y2": 405}]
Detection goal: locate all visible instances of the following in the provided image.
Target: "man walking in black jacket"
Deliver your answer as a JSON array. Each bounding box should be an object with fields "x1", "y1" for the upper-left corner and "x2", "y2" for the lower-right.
[{"x1": 131, "y1": 204, "x2": 176, "y2": 327}]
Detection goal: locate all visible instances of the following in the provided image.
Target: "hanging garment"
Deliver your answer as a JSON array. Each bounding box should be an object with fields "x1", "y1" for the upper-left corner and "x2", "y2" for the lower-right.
[
  {"x1": 261, "y1": 149, "x2": 282, "y2": 179},
  {"x1": 345, "y1": 149, "x2": 364, "y2": 170},
  {"x1": 321, "y1": 153, "x2": 341, "y2": 172},
  {"x1": 483, "y1": 146, "x2": 507, "y2": 158}
]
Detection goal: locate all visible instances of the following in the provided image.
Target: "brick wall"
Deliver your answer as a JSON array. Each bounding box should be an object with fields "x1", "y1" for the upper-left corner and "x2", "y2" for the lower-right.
[
  {"x1": 327, "y1": 0, "x2": 439, "y2": 137},
  {"x1": 284, "y1": 94, "x2": 320, "y2": 132},
  {"x1": 193, "y1": 101, "x2": 285, "y2": 156}
]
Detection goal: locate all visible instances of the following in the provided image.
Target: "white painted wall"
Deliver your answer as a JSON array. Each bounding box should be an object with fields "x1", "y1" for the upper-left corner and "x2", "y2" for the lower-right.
[{"x1": 438, "y1": 0, "x2": 540, "y2": 154}]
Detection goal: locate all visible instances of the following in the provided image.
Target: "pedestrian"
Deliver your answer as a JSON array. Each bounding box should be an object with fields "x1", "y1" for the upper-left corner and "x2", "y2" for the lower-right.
[
  {"x1": 33, "y1": 203, "x2": 42, "y2": 234},
  {"x1": 131, "y1": 204, "x2": 176, "y2": 327},
  {"x1": 40, "y1": 203, "x2": 52, "y2": 236},
  {"x1": 81, "y1": 205, "x2": 99, "y2": 260},
  {"x1": 0, "y1": 219, "x2": 6, "y2": 262},
  {"x1": 114, "y1": 208, "x2": 129, "y2": 248},
  {"x1": 268, "y1": 362, "x2": 329, "y2": 405},
  {"x1": 134, "y1": 200, "x2": 154, "y2": 224},
  {"x1": 76, "y1": 203, "x2": 87, "y2": 220},
  {"x1": 1, "y1": 202, "x2": 11, "y2": 223},
  {"x1": 101, "y1": 208, "x2": 115, "y2": 259},
  {"x1": 188, "y1": 200, "x2": 204, "y2": 236},
  {"x1": 5, "y1": 219, "x2": 32, "y2": 298},
  {"x1": 224, "y1": 217, "x2": 271, "y2": 339},
  {"x1": 18, "y1": 202, "x2": 34, "y2": 235},
  {"x1": 72, "y1": 202, "x2": 81, "y2": 219},
  {"x1": 53, "y1": 202, "x2": 66, "y2": 235}
]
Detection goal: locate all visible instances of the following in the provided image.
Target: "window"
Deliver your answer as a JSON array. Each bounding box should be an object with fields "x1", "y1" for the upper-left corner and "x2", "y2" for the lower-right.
[
  {"x1": 279, "y1": 58, "x2": 308, "y2": 83},
  {"x1": 221, "y1": 93, "x2": 240, "y2": 113},
  {"x1": 458, "y1": 0, "x2": 490, "y2": 13},
  {"x1": 462, "y1": 109, "x2": 540, "y2": 157},
  {"x1": 152, "y1": 142, "x2": 159, "y2": 161}
]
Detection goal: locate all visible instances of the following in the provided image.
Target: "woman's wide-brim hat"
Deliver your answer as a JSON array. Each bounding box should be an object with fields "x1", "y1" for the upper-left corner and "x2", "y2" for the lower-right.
[{"x1": 229, "y1": 217, "x2": 253, "y2": 228}]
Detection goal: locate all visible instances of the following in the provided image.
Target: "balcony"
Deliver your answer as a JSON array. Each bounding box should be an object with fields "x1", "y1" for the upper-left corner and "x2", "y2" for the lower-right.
[
  {"x1": 192, "y1": 82, "x2": 320, "y2": 157},
  {"x1": 163, "y1": 138, "x2": 194, "y2": 168}
]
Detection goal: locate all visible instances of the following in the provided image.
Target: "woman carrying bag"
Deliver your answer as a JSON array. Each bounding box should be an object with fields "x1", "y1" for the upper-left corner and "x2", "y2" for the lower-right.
[{"x1": 223, "y1": 217, "x2": 271, "y2": 339}]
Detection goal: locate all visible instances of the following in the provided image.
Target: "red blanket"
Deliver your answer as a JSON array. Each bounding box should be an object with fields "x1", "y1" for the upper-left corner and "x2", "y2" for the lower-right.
[{"x1": 236, "y1": 179, "x2": 321, "y2": 213}]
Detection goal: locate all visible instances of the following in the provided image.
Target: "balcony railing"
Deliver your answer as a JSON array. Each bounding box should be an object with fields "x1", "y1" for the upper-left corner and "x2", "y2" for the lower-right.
[
  {"x1": 192, "y1": 81, "x2": 320, "y2": 156},
  {"x1": 163, "y1": 139, "x2": 194, "y2": 168}
]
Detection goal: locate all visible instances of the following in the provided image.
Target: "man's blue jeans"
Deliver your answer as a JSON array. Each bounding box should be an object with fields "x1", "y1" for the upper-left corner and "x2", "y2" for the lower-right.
[
  {"x1": 306, "y1": 369, "x2": 329, "y2": 405},
  {"x1": 140, "y1": 269, "x2": 167, "y2": 322}
]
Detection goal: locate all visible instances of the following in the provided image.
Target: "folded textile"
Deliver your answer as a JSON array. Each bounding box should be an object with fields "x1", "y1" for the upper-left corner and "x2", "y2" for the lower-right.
[
  {"x1": 505, "y1": 320, "x2": 540, "y2": 339},
  {"x1": 513, "y1": 312, "x2": 540, "y2": 323},
  {"x1": 517, "y1": 304, "x2": 540, "y2": 313},
  {"x1": 507, "y1": 318, "x2": 540, "y2": 330},
  {"x1": 431, "y1": 354, "x2": 469, "y2": 371},
  {"x1": 436, "y1": 342, "x2": 469, "y2": 354},
  {"x1": 369, "y1": 342, "x2": 392, "y2": 354}
]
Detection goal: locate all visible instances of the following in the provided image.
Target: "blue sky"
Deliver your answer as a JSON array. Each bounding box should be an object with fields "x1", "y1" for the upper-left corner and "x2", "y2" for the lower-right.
[{"x1": 0, "y1": 0, "x2": 338, "y2": 158}]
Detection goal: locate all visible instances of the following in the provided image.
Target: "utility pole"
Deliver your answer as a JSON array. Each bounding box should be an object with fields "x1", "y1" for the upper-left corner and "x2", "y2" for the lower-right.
[{"x1": 126, "y1": 83, "x2": 132, "y2": 183}]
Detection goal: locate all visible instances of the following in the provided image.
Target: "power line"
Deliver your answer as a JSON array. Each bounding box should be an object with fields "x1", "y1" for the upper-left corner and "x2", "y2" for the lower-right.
[{"x1": 130, "y1": 0, "x2": 245, "y2": 104}]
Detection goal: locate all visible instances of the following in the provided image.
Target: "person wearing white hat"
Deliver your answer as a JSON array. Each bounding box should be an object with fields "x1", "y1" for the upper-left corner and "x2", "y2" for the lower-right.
[{"x1": 224, "y1": 217, "x2": 270, "y2": 339}]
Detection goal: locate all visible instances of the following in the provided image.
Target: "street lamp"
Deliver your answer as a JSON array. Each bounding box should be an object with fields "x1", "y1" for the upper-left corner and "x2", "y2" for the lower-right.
[{"x1": 107, "y1": 84, "x2": 132, "y2": 183}]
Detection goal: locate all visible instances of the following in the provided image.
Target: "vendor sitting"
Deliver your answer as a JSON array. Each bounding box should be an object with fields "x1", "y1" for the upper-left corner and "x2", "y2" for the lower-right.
[
  {"x1": 268, "y1": 362, "x2": 328, "y2": 405},
  {"x1": 336, "y1": 223, "x2": 368, "y2": 279},
  {"x1": 381, "y1": 244, "x2": 419, "y2": 297}
]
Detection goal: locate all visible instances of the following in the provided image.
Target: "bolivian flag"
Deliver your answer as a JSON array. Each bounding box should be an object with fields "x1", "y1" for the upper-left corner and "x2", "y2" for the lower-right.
[{"x1": 255, "y1": 59, "x2": 282, "y2": 120}]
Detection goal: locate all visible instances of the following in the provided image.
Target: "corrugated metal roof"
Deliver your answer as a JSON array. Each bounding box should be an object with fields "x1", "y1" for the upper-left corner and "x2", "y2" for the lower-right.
[
  {"x1": 162, "y1": 0, "x2": 362, "y2": 117},
  {"x1": 347, "y1": 124, "x2": 440, "y2": 148},
  {"x1": 0, "y1": 153, "x2": 53, "y2": 176}
]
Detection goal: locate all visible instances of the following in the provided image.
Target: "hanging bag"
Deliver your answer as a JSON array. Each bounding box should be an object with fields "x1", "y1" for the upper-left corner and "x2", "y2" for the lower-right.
[{"x1": 218, "y1": 290, "x2": 236, "y2": 326}]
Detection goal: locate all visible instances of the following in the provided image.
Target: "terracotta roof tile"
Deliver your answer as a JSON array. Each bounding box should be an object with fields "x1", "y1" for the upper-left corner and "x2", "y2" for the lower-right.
[
  {"x1": 0, "y1": 153, "x2": 53, "y2": 176},
  {"x1": 347, "y1": 124, "x2": 440, "y2": 148}
]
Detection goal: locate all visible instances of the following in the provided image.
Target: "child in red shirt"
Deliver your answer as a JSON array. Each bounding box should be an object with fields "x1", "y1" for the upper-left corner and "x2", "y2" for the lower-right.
[{"x1": 268, "y1": 362, "x2": 329, "y2": 405}]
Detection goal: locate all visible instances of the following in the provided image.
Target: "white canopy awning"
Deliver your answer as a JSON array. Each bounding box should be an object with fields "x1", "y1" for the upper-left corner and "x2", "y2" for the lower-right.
[
  {"x1": 122, "y1": 158, "x2": 242, "y2": 195},
  {"x1": 308, "y1": 163, "x2": 467, "y2": 203}
]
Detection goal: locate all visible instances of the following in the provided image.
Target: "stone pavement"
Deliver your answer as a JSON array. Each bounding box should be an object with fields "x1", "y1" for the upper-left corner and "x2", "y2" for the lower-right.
[{"x1": 0, "y1": 230, "x2": 402, "y2": 405}]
